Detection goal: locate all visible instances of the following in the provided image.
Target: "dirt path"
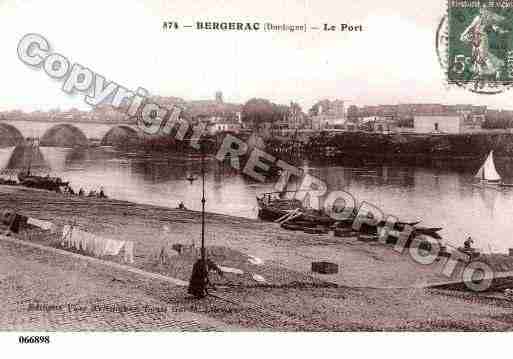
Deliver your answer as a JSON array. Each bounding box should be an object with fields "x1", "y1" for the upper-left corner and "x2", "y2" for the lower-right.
[
  {"x1": 0, "y1": 239, "x2": 234, "y2": 331},
  {"x1": 3, "y1": 236, "x2": 513, "y2": 331}
]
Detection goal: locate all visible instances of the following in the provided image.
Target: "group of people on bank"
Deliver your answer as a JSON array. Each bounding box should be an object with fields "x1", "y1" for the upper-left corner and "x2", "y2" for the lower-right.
[{"x1": 63, "y1": 185, "x2": 108, "y2": 199}]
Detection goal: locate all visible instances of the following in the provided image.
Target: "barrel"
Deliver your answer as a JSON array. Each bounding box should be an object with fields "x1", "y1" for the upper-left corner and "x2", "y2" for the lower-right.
[
  {"x1": 1, "y1": 209, "x2": 16, "y2": 226},
  {"x1": 357, "y1": 234, "x2": 378, "y2": 242},
  {"x1": 311, "y1": 261, "x2": 339, "y2": 274},
  {"x1": 304, "y1": 227, "x2": 328, "y2": 235},
  {"x1": 334, "y1": 228, "x2": 357, "y2": 238}
]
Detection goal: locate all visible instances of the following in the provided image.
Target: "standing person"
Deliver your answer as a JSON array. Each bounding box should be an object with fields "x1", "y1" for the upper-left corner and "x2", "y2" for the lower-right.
[
  {"x1": 158, "y1": 225, "x2": 172, "y2": 265},
  {"x1": 464, "y1": 236, "x2": 474, "y2": 250},
  {"x1": 188, "y1": 257, "x2": 223, "y2": 298},
  {"x1": 188, "y1": 259, "x2": 209, "y2": 298}
]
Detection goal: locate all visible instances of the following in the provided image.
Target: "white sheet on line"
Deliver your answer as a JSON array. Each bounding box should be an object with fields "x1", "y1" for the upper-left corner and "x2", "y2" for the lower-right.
[
  {"x1": 27, "y1": 217, "x2": 55, "y2": 231},
  {"x1": 252, "y1": 274, "x2": 266, "y2": 283},
  {"x1": 248, "y1": 255, "x2": 264, "y2": 265},
  {"x1": 218, "y1": 266, "x2": 244, "y2": 275}
]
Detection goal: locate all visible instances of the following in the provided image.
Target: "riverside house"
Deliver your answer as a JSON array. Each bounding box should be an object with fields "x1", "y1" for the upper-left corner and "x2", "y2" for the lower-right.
[{"x1": 413, "y1": 112, "x2": 484, "y2": 134}]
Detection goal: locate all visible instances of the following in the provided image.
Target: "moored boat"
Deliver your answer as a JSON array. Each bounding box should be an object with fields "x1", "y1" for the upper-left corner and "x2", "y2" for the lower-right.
[
  {"x1": 256, "y1": 191, "x2": 336, "y2": 226},
  {"x1": 17, "y1": 169, "x2": 69, "y2": 192},
  {"x1": 15, "y1": 137, "x2": 70, "y2": 193},
  {"x1": 257, "y1": 192, "x2": 443, "y2": 242}
]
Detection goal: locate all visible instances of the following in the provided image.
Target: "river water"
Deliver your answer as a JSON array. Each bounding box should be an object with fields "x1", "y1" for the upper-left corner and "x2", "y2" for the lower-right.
[{"x1": 1, "y1": 145, "x2": 513, "y2": 252}]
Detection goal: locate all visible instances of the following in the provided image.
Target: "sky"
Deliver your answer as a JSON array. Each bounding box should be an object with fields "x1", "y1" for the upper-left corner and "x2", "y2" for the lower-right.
[{"x1": 1, "y1": 0, "x2": 513, "y2": 112}]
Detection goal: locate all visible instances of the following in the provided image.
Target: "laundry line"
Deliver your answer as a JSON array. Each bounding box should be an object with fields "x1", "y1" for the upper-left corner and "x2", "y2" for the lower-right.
[{"x1": 61, "y1": 224, "x2": 134, "y2": 263}]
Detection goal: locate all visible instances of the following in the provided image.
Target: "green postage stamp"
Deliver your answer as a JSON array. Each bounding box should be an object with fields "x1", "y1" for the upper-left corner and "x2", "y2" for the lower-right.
[{"x1": 447, "y1": 0, "x2": 513, "y2": 91}]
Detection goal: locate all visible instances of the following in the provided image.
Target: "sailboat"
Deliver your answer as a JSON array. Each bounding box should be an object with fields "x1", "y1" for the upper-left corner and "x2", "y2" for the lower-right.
[
  {"x1": 473, "y1": 150, "x2": 513, "y2": 187},
  {"x1": 475, "y1": 150, "x2": 501, "y2": 184}
]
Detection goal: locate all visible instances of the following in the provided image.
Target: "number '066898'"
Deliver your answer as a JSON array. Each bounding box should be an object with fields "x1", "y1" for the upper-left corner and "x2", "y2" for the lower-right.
[{"x1": 18, "y1": 336, "x2": 50, "y2": 344}]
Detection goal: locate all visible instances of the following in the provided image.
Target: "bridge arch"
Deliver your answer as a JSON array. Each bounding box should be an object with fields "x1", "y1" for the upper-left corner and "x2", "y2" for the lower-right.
[
  {"x1": 101, "y1": 125, "x2": 140, "y2": 146},
  {"x1": 40, "y1": 124, "x2": 89, "y2": 147},
  {"x1": 0, "y1": 123, "x2": 25, "y2": 147}
]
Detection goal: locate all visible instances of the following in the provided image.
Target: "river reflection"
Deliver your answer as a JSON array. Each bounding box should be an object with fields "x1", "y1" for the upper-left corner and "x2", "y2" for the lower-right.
[{"x1": 2, "y1": 145, "x2": 513, "y2": 252}]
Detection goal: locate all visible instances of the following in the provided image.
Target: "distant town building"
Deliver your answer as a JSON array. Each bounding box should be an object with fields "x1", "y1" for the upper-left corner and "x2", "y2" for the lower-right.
[
  {"x1": 204, "y1": 112, "x2": 242, "y2": 135},
  {"x1": 286, "y1": 102, "x2": 304, "y2": 129},
  {"x1": 359, "y1": 103, "x2": 487, "y2": 118},
  {"x1": 187, "y1": 92, "x2": 241, "y2": 119},
  {"x1": 310, "y1": 99, "x2": 345, "y2": 130},
  {"x1": 351, "y1": 103, "x2": 490, "y2": 134},
  {"x1": 346, "y1": 105, "x2": 359, "y2": 124},
  {"x1": 447, "y1": 104, "x2": 487, "y2": 114},
  {"x1": 413, "y1": 114, "x2": 463, "y2": 134},
  {"x1": 273, "y1": 101, "x2": 306, "y2": 132},
  {"x1": 215, "y1": 91, "x2": 223, "y2": 104},
  {"x1": 0, "y1": 100, "x2": 498, "y2": 135},
  {"x1": 56, "y1": 112, "x2": 74, "y2": 121},
  {"x1": 207, "y1": 116, "x2": 241, "y2": 134},
  {"x1": 247, "y1": 132, "x2": 265, "y2": 150},
  {"x1": 360, "y1": 116, "x2": 397, "y2": 133}
]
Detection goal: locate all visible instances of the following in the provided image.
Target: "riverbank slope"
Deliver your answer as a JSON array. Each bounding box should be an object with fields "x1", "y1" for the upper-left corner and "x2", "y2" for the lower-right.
[{"x1": 2, "y1": 185, "x2": 513, "y2": 330}]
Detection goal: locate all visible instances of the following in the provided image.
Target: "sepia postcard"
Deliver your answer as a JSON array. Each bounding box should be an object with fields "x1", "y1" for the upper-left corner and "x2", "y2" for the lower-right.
[{"x1": 1, "y1": 0, "x2": 513, "y2": 351}]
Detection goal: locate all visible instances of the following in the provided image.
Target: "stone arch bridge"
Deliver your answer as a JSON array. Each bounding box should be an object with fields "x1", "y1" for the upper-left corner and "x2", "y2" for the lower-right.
[{"x1": 0, "y1": 120, "x2": 141, "y2": 147}]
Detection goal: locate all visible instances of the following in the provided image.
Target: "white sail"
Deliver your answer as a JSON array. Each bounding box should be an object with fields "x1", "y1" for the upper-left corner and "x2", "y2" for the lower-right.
[{"x1": 475, "y1": 151, "x2": 501, "y2": 181}]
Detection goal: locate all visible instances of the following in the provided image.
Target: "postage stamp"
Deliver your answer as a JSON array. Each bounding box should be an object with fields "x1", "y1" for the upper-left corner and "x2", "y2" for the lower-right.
[{"x1": 445, "y1": 0, "x2": 513, "y2": 93}]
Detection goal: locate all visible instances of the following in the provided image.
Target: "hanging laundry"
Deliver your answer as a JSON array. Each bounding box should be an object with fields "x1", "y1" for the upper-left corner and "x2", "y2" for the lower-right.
[
  {"x1": 60, "y1": 225, "x2": 134, "y2": 263},
  {"x1": 104, "y1": 238, "x2": 126, "y2": 256},
  {"x1": 218, "y1": 265, "x2": 244, "y2": 275},
  {"x1": 61, "y1": 225, "x2": 72, "y2": 246},
  {"x1": 123, "y1": 241, "x2": 134, "y2": 264},
  {"x1": 92, "y1": 235, "x2": 108, "y2": 257},
  {"x1": 252, "y1": 274, "x2": 266, "y2": 283},
  {"x1": 49, "y1": 224, "x2": 60, "y2": 234},
  {"x1": 73, "y1": 229, "x2": 104, "y2": 257},
  {"x1": 248, "y1": 255, "x2": 264, "y2": 265},
  {"x1": 27, "y1": 217, "x2": 55, "y2": 231}
]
